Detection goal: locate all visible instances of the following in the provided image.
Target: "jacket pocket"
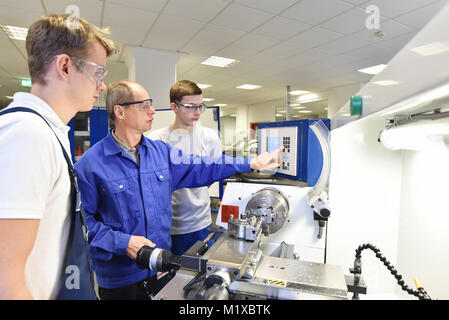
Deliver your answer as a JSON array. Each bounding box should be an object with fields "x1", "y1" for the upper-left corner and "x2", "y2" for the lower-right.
[
  {"x1": 152, "y1": 168, "x2": 171, "y2": 211},
  {"x1": 99, "y1": 178, "x2": 130, "y2": 227}
]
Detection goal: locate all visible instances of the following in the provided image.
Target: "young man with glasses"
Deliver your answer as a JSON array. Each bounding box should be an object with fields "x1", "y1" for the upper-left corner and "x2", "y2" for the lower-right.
[
  {"x1": 74, "y1": 80, "x2": 283, "y2": 300},
  {"x1": 0, "y1": 14, "x2": 116, "y2": 299},
  {"x1": 148, "y1": 80, "x2": 222, "y2": 256}
]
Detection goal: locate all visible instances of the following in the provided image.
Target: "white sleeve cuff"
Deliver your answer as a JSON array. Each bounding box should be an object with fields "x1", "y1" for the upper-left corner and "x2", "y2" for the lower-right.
[{"x1": 0, "y1": 208, "x2": 43, "y2": 219}]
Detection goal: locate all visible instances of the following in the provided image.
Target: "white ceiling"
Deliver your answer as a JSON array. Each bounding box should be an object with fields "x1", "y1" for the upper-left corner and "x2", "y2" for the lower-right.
[{"x1": 0, "y1": 0, "x2": 447, "y2": 115}]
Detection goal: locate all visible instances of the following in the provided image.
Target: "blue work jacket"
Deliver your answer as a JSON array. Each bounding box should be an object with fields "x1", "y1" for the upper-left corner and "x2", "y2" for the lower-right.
[{"x1": 74, "y1": 131, "x2": 251, "y2": 289}]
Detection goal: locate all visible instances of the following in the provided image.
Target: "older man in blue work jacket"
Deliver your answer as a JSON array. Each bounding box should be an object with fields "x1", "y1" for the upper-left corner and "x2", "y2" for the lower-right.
[{"x1": 74, "y1": 80, "x2": 282, "y2": 300}]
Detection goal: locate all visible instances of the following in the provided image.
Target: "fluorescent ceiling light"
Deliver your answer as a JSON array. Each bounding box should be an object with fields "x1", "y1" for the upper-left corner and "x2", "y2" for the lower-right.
[
  {"x1": 293, "y1": 106, "x2": 306, "y2": 109},
  {"x1": 1, "y1": 25, "x2": 28, "y2": 40},
  {"x1": 411, "y1": 41, "x2": 449, "y2": 57},
  {"x1": 299, "y1": 110, "x2": 312, "y2": 113},
  {"x1": 290, "y1": 90, "x2": 310, "y2": 95},
  {"x1": 230, "y1": 114, "x2": 237, "y2": 117},
  {"x1": 236, "y1": 84, "x2": 261, "y2": 90},
  {"x1": 276, "y1": 114, "x2": 283, "y2": 117},
  {"x1": 278, "y1": 110, "x2": 286, "y2": 113},
  {"x1": 358, "y1": 64, "x2": 387, "y2": 75},
  {"x1": 290, "y1": 103, "x2": 300, "y2": 107},
  {"x1": 297, "y1": 93, "x2": 321, "y2": 103},
  {"x1": 203, "y1": 98, "x2": 214, "y2": 102},
  {"x1": 201, "y1": 56, "x2": 238, "y2": 68},
  {"x1": 197, "y1": 83, "x2": 211, "y2": 89},
  {"x1": 373, "y1": 80, "x2": 400, "y2": 86},
  {"x1": 215, "y1": 104, "x2": 228, "y2": 107}
]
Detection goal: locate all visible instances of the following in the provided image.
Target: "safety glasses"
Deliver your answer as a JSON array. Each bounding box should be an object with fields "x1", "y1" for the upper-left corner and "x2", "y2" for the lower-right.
[
  {"x1": 70, "y1": 56, "x2": 108, "y2": 87},
  {"x1": 118, "y1": 99, "x2": 153, "y2": 112},
  {"x1": 175, "y1": 102, "x2": 207, "y2": 113}
]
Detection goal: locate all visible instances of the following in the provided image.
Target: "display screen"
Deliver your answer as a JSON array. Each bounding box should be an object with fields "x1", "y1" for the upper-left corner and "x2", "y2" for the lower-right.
[{"x1": 267, "y1": 136, "x2": 281, "y2": 153}]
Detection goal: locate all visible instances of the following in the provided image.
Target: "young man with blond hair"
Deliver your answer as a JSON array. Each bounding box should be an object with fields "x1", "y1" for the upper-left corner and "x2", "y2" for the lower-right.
[
  {"x1": 0, "y1": 14, "x2": 116, "y2": 299},
  {"x1": 149, "y1": 80, "x2": 222, "y2": 255}
]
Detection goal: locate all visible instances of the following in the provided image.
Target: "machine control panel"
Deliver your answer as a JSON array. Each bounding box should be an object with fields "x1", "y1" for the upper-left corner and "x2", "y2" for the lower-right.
[
  {"x1": 259, "y1": 126, "x2": 298, "y2": 177},
  {"x1": 258, "y1": 119, "x2": 330, "y2": 185}
]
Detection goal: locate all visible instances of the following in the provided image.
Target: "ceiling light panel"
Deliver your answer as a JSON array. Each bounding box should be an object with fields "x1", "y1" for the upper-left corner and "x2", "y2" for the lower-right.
[
  {"x1": 236, "y1": 84, "x2": 261, "y2": 90},
  {"x1": 357, "y1": 64, "x2": 387, "y2": 75},
  {"x1": 410, "y1": 41, "x2": 449, "y2": 56},
  {"x1": 297, "y1": 93, "x2": 321, "y2": 102},
  {"x1": 1, "y1": 25, "x2": 28, "y2": 40},
  {"x1": 201, "y1": 56, "x2": 238, "y2": 68},
  {"x1": 373, "y1": 80, "x2": 401, "y2": 86},
  {"x1": 290, "y1": 90, "x2": 310, "y2": 95}
]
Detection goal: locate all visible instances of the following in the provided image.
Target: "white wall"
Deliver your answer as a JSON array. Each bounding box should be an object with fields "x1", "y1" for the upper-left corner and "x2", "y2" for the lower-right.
[
  {"x1": 395, "y1": 149, "x2": 449, "y2": 299},
  {"x1": 124, "y1": 46, "x2": 181, "y2": 109},
  {"x1": 247, "y1": 99, "x2": 279, "y2": 128},
  {"x1": 328, "y1": 116, "x2": 403, "y2": 298},
  {"x1": 328, "y1": 112, "x2": 449, "y2": 300}
]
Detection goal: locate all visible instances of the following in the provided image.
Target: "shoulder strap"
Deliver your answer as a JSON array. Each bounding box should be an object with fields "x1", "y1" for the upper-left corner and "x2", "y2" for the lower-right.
[{"x1": 0, "y1": 107, "x2": 76, "y2": 186}]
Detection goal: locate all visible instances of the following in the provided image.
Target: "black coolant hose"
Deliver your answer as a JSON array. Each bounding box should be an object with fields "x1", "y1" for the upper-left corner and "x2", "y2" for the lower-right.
[{"x1": 353, "y1": 243, "x2": 433, "y2": 300}]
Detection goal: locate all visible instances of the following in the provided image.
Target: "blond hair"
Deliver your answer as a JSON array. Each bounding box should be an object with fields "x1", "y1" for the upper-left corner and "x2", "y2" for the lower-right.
[{"x1": 26, "y1": 14, "x2": 116, "y2": 85}]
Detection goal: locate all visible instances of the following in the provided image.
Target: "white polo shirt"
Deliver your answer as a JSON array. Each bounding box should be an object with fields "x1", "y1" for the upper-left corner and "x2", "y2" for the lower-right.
[{"x1": 0, "y1": 92, "x2": 72, "y2": 299}]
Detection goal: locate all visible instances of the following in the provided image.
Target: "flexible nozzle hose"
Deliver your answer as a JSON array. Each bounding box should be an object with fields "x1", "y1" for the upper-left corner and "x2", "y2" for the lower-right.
[{"x1": 354, "y1": 243, "x2": 432, "y2": 300}]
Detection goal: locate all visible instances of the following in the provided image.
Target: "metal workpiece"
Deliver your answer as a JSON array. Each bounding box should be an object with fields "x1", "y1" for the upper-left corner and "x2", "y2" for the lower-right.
[
  {"x1": 245, "y1": 187, "x2": 289, "y2": 235},
  {"x1": 227, "y1": 214, "x2": 262, "y2": 241},
  {"x1": 203, "y1": 232, "x2": 263, "y2": 282},
  {"x1": 229, "y1": 256, "x2": 348, "y2": 300}
]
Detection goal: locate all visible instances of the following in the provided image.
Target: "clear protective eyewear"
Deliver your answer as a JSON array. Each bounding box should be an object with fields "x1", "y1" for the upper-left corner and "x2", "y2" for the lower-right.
[
  {"x1": 69, "y1": 56, "x2": 108, "y2": 87},
  {"x1": 175, "y1": 102, "x2": 207, "y2": 113},
  {"x1": 118, "y1": 99, "x2": 153, "y2": 112}
]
